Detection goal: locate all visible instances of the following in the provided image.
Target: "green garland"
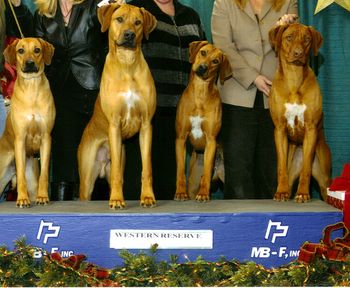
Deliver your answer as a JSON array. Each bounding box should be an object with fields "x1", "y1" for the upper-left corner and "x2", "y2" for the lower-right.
[{"x1": 0, "y1": 238, "x2": 349, "y2": 287}]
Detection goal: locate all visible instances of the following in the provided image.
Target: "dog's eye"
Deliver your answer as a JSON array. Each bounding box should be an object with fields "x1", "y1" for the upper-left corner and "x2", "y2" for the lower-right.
[
  {"x1": 286, "y1": 35, "x2": 293, "y2": 41},
  {"x1": 212, "y1": 59, "x2": 219, "y2": 64},
  {"x1": 304, "y1": 36, "x2": 311, "y2": 43},
  {"x1": 34, "y1": 47, "x2": 41, "y2": 54},
  {"x1": 200, "y1": 50, "x2": 206, "y2": 56},
  {"x1": 135, "y1": 20, "x2": 141, "y2": 26},
  {"x1": 116, "y1": 17, "x2": 123, "y2": 23},
  {"x1": 18, "y1": 48, "x2": 25, "y2": 54}
]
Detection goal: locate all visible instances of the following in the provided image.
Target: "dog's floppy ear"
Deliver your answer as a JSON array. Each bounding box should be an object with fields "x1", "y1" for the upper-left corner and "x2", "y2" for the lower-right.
[
  {"x1": 97, "y1": 3, "x2": 120, "y2": 32},
  {"x1": 308, "y1": 26, "x2": 323, "y2": 56},
  {"x1": 189, "y1": 41, "x2": 209, "y2": 63},
  {"x1": 140, "y1": 7, "x2": 157, "y2": 40},
  {"x1": 269, "y1": 24, "x2": 289, "y2": 56},
  {"x1": 3, "y1": 39, "x2": 20, "y2": 65},
  {"x1": 38, "y1": 38, "x2": 55, "y2": 65},
  {"x1": 219, "y1": 53, "x2": 232, "y2": 85}
]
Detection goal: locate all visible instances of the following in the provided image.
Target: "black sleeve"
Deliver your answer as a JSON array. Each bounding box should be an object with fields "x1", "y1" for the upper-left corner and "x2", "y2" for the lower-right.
[{"x1": 5, "y1": 2, "x2": 34, "y2": 37}]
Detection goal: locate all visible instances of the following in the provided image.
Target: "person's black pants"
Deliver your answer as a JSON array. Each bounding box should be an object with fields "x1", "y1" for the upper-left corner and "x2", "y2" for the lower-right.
[{"x1": 221, "y1": 92, "x2": 277, "y2": 199}]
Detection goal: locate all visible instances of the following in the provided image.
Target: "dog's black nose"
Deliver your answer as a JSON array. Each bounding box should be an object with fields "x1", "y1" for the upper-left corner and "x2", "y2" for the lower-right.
[
  {"x1": 23, "y1": 60, "x2": 39, "y2": 73},
  {"x1": 195, "y1": 64, "x2": 208, "y2": 77},
  {"x1": 124, "y1": 30, "x2": 135, "y2": 41}
]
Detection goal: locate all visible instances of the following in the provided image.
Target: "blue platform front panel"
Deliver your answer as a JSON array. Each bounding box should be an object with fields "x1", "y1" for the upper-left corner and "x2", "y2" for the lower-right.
[{"x1": 0, "y1": 211, "x2": 342, "y2": 268}]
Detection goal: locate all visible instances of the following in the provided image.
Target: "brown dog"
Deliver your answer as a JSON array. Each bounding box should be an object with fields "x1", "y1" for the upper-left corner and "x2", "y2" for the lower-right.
[
  {"x1": 78, "y1": 4, "x2": 157, "y2": 209},
  {"x1": 174, "y1": 41, "x2": 231, "y2": 202},
  {"x1": 269, "y1": 23, "x2": 331, "y2": 202},
  {"x1": 0, "y1": 38, "x2": 55, "y2": 207}
]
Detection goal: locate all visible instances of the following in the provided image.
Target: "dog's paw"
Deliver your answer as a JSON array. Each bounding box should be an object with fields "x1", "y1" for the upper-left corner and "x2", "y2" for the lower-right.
[
  {"x1": 174, "y1": 192, "x2": 189, "y2": 201},
  {"x1": 273, "y1": 192, "x2": 290, "y2": 201},
  {"x1": 195, "y1": 193, "x2": 210, "y2": 202},
  {"x1": 36, "y1": 197, "x2": 49, "y2": 205},
  {"x1": 140, "y1": 197, "x2": 156, "y2": 208},
  {"x1": 109, "y1": 199, "x2": 126, "y2": 209},
  {"x1": 16, "y1": 198, "x2": 31, "y2": 208},
  {"x1": 294, "y1": 194, "x2": 310, "y2": 203}
]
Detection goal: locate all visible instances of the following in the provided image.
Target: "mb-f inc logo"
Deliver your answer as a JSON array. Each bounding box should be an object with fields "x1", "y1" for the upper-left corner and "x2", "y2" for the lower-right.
[
  {"x1": 34, "y1": 220, "x2": 74, "y2": 259},
  {"x1": 251, "y1": 220, "x2": 299, "y2": 259},
  {"x1": 37, "y1": 220, "x2": 60, "y2": 244},
  {"x1": 265, "y1": 220, "x2": 288, "y2": 243}
]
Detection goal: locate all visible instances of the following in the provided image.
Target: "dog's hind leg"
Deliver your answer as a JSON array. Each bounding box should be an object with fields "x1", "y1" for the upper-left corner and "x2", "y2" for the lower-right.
[
  {"x1": 288, "y1": 144, "x2": 302, "y2": 198},
  {"x1": 0, "y1": 159, "x2": 16, "y2": 198},
  {"x1": 78, "y1": 137, "x2": 103, "y2": 201},
  {"x1": 26, "y1": 157, "x2": 39, "y2": 204},
  {"x1": 312, "y1": 133, "x2": 331, "y2": 201},
  {"x1": 188, "y1": 151, "x2": 201, "y2": 200}
]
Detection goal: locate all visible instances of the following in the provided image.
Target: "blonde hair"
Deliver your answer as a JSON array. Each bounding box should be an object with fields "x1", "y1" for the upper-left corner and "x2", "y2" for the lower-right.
[
  {"x1": 234, "y1": 0, "x2": 286, "y2": 11},
  {"x1": 35, "y1": 0, "x2": 85, "y2": 18}
]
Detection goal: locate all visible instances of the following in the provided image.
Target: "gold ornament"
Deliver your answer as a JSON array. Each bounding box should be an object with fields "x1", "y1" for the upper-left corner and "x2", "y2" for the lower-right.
[{"x1": 315, "y1": 0, "x2": 350, "y2": 14}]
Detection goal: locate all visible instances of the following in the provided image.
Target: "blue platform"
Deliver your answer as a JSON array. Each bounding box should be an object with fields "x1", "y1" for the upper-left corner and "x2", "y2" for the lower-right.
[{"x1": 0, "y1": 199, "x2": 342, "y2": 268}]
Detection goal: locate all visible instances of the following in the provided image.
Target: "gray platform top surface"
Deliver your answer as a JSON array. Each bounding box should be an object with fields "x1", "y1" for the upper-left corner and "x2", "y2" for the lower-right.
[{"x1": 0, "y1": 199, "x2": 341, "y2": 214}]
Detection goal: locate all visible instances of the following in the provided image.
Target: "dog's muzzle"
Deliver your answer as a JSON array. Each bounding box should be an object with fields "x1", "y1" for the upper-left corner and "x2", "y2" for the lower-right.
[
  {"x1": 23, "y1": 60, "x2": 39, "y2": 73},
  {"x1": 195, "y1": 64, "x2": 208, "y2": 77},
  {"x1": 118, "y1": 30, "x2": 136, "y2": 48}
]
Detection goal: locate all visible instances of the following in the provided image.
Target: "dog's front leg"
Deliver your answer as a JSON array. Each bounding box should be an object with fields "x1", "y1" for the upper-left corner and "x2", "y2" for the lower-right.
[
  {"x1": 14, "y1": 137, "x2": 30, "y2": 207},
  {"x1": 295, "y1": 127, "x2": 317, "y2": 202},
  {"x1": 175, "y1": 136, "x2": 188, "y2": 201},
  {"x1": 36, "y1": 133, "x2": 51, "y2": 205},
  {"x1": 274, "y1": 126, "x2": 290, "y2": 201},
  {"x1": 139, "y1": 122, "x2": 156, "y2": 207},
  {"x1": 196, "y1": 138, "x2": 216, "y2": 202},
  {"x1": 108, "y1": 121, "x2": 125, "y2": 209}
]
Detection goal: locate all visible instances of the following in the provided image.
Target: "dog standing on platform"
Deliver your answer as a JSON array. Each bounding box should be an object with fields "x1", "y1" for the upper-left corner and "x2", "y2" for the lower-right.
[
  {"x1": 0, "y1": 38, "x2": 55, "y2": 207},
  {"x1": 78, "y1": 4, "x2": 157, "y2": 209},
  {"x1": 269, "y1": 23, "x2": 331, "y2": 202},
  {"x1": 174, "y1": 41, "x2": 230, "y2": 202}
]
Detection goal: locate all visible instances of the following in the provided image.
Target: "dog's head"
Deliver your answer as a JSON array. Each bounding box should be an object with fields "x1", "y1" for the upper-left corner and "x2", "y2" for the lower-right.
[
  {"x1": 98, "y1": 3, "x2": 157, "y2": 50},
  {"x1": 269, "y1": 23, "x2": 323, "y2": 66},
  {"x1": 189, "y1": 41, "x2": 231, "y2": 85},
  {"x1": 4, "y1": 38, "x2": 54, "y2": 78}
]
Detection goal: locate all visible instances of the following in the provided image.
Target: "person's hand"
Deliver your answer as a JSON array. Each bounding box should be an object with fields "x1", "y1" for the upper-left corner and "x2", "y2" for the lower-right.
[
  {"x1": 276, "y1": 14, "x2": 298, "y2": 26},
  {"x1": 254, "y1": 75, "x2": 272, "y2": 96},
  {"x1": 10, "y1": 0, "x2": 21, "y2": 7}
]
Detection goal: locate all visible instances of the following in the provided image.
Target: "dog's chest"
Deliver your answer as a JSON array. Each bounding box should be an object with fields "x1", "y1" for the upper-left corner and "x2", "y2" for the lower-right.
[
  {"x1": 23, "y1": 113, "x2": 46, "y2": 151},
  {"x1": 284, "y1": 102, "x2": 307, "y2": 141},
  {"x1": 189, "y1": 115, "x2": 205, "y2": 139},
  {"x1": 120, "y1": 90, "x2": 142, "y2": 137}
]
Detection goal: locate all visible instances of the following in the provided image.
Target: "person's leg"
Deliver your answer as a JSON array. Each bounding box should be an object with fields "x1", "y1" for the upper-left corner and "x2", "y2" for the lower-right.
[
  {"x1": 152, "y1": 107, "x2": 177, "y2": 200},
  {"x1": 50, "y1": 81, "x2": 96, "y2": 200},
  {"x1": 254, "y1": 108, "x2": 277, "y2": 199},
  {"x1": 123, "y1": 134, "x2": 142, "y2": 200},
  {"x1": 221, "y1": 104, "x2": 258, "y2": 199}
]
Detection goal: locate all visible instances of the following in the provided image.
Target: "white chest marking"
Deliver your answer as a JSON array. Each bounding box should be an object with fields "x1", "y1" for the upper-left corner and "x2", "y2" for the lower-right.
[
  {"x1": 122, "y1": 90, "x2": 140, "y2": 109},
  {"x1": 122, "y1": 90, "x2": 140, "y2": 119},
  {"x1": 284, "y1": 103, "x2": 307, "y2": 129},
  {"x1": 25, "y1": 113, "x2": 44, "y2": 122},
  {"x1": 190, "y1": 116, "x2": 204, "y2": 139}
]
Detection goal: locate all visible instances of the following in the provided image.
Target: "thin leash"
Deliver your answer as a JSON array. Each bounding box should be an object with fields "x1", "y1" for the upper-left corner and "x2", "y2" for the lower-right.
[{"x1": 6, "y1": 0, "x2": 24, "y2": 39}]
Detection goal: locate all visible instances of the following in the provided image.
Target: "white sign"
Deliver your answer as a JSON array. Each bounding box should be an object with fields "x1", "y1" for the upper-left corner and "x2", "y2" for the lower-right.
[{"x1": 110, "y1": 229, "x2": 213, "y2": 249}]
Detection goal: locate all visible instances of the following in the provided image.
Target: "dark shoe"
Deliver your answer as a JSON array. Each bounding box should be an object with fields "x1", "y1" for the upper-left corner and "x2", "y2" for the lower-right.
[{"x1": 51, "y1": 182, "x2": 76, "y2": 201}]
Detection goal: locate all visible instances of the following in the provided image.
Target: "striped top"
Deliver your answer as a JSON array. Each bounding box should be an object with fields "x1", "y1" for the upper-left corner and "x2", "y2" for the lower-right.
[{"x1": 128, "y1": 0, "x2": 206, "y2": 107}]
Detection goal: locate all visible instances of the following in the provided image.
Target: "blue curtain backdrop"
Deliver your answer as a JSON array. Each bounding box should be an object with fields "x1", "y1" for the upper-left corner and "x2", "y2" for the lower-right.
[{"x1": 24, "y1": 0, "x2": 350, "y2": 179}]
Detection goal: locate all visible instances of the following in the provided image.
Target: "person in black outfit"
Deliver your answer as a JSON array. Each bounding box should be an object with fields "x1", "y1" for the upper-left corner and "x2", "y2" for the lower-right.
[{"x1": 33, "y1": 0, "x2": 111, "y2": 200}]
